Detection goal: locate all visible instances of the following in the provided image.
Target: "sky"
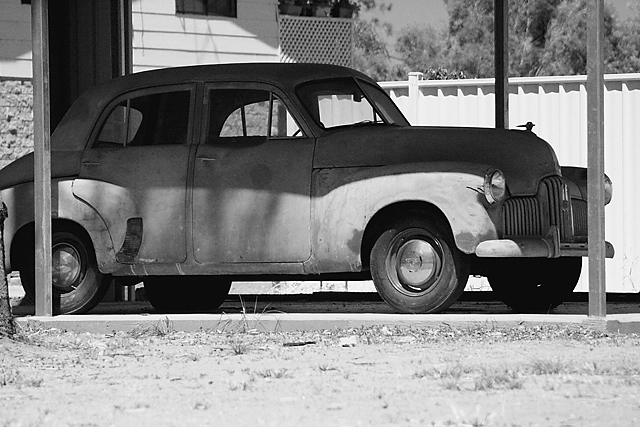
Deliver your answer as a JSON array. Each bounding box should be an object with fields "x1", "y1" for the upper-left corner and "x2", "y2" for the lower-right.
[{"x1": 361, "y1": 0, "x2": 640, "y2": 34}]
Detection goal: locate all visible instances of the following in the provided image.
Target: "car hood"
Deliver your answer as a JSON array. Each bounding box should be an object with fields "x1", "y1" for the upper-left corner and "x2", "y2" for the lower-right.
[{"x1": 313, "y1": 126, "x2": 561, "y2": 196}]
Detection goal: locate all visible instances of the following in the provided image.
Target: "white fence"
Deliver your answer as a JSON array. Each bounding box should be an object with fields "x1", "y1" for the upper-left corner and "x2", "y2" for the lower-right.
[{"x1": 380, "y1": 73, "x2": 640, "y2": 293}]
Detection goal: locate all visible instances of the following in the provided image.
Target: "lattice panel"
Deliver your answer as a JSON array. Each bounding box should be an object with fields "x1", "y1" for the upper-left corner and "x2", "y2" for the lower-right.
[{"x1": 279, "y1": 16, "x2": 353, "y2": 67}]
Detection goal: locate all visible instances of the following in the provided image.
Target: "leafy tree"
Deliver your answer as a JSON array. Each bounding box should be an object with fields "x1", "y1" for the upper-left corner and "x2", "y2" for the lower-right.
[
  {"x1": 351, "y1": 0, "x2": 408, "y2": 80},
  {"x1": 606, "y1": 3, "x2": 640, "y2": 73},
  {"x1": 356, "y1": 0, "x2": 640, "y2": 80},
  {"x1": 539, "y1": 0, "x2": 619, "y2": 75}
]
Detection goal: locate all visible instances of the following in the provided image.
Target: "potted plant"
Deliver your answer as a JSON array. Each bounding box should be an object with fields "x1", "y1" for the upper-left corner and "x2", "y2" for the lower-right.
[
  {"x1": 278, "y1": 0, "x2": 304, "y2": 16},
  {"x1": 331, "y1": 0, "x2": 356, "y2": 18},
  {"x1": 314, "y1": 0, "x2": 333, "y2": 16}
]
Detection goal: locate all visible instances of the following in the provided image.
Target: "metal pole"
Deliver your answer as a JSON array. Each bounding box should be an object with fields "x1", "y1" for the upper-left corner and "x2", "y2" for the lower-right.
[
  {"x1": 494, "y1": 0, "x2": 509, "y2": 129},
  {"x1": 587, "y1": 0, "x2": 606, "y2": 318},
  {"x1": 31, "y1": 0, "x2": 52, "y2": 317}
]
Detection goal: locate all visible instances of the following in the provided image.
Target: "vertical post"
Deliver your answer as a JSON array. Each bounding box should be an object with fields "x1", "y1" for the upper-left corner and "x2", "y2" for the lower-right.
[
  {"x1": 587, "y1": 0, "x2": 606, "y2": 318},
  {"x1": 118, "y1": 0, "x2": 133, "y2": 76},
  {"x1": 494, "y1": 0, "x2": 509, "y2": 129},
  {"x1": 32, "y1": 0, "x2": 52, "y2": 317},
  {"x1": 408, "y1": 72, "x2": 423, "y2": 126}
]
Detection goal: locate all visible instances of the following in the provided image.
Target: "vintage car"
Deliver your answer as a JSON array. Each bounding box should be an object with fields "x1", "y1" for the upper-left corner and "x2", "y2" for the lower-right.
[{"x1": 0, "y1": 63, "x2": 614, "y2": 315}]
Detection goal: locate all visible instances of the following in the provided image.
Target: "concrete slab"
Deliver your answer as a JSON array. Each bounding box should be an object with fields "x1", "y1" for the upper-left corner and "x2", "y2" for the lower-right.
[{"x1": 14, "y1": 311, "x2": 640, "y2": 335}]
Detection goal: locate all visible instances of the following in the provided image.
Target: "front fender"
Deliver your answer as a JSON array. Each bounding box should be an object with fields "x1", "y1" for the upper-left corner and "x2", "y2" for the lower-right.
[{"x1": 309, "y1": 163, "x2": 500, "y2": 272}]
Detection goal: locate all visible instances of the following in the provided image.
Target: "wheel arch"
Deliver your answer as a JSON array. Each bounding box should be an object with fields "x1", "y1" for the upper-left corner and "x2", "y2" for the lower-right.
[
  {"x1": 360, "y1": 201, "x2": 451, "y2": 270},
  {"x1": 10, "y1": 219, "x2": 98, "y2": 271}
]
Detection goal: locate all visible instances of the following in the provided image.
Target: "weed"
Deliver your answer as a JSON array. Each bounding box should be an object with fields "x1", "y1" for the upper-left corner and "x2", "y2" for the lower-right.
[
  {"x1": 0, "y1": 366, "x2": 19, "y2": 386},
  {"x1": 193, "y1": 401, "x2": 211, "y2": 410},
  {"x1": 228, "y1": 380, "x2": 252, "y2": 391},
  {"x1": 0, "y1": 366, "x2": 42, "y2": 388},
  {"x1": 318, "y1": 363, "x2": 337, "y2": 372},
  {"x1": 449, "y1": 404, "x2": 502, "y2": 427},
  {"x1": 474, "y1": 366, "x2": 523, "y2": 391},
  {"x1": 530, "y1": 357, "x2": 568, "y2": 375},
  {"x1": 229, "y1": 339, "x2": 249, "y2": 355},
  {"x1": 129, "y1": 317, "x2": 174, "y2": 338},
  {"x1": 254, "y1": 368, "x2": 290, "y2": 379},
  {"x1": 442, "y1": 378, "x2": 460, "y2": 390},
  {"x1": 431, "y1": 362, "x2": 472, "y2": 380}
]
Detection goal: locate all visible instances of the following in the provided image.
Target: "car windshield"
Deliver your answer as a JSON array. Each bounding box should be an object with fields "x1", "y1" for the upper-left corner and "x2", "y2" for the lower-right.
[{"x1": 296, "y1": 78, "x2": 409, "y2": 130}]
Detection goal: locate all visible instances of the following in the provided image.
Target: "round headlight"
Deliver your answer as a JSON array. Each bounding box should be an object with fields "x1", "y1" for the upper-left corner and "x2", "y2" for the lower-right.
[
  {"x1": 484, "y1": 169, "x2": 507, "y2": 204},
  {"x1": 604, "y1": 174, "x2": 613, "y2": 205}
]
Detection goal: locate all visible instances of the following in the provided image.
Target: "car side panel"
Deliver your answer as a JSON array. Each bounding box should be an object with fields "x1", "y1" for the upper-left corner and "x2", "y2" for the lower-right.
[
  {"x1": 75, "y1": 146, "x2": 190, "y2": 264},
  {"x1": 309, "y1": 163, "x2": 500, "y2": 273}
]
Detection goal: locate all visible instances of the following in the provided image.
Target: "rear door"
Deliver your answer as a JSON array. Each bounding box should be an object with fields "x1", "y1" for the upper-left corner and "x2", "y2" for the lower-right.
[
  {"x1": 73, "y1": 84, "x2": 195, "y2": 264},
  {"x1": 192, "y1": 84, "x2": 313, "y2": 264}
]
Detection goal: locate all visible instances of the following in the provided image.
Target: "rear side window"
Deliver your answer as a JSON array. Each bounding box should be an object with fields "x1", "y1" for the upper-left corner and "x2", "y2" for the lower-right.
[
  {"x1": 96, "y1": 89, "x2": 191, "y2": 148},
  {"x1": 206, "y1": 88, "x2": 304, "y2": 143}
]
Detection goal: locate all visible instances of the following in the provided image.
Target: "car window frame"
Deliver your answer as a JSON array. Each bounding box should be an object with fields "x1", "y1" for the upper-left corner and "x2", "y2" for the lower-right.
[
  {"x1": 295, "y1": 76, "x2": 409, "y2": 131},
  {"x1": 200, "y1": 82, "x2": 310, "y2": 146},
  {"x1": 87, "y1": 83, "x2": 198, "y2": 150}
]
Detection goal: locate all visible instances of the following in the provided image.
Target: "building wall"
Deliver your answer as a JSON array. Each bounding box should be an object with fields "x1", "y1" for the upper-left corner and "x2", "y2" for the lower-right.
[
  {"x1": 0, "y1": 0, "x2": 31, "y2": 78},
  {"x1": 132, "y1": 0, "x2": 280, "y2": 73},
  {"x1": 0, "y1": 78, "x2": 32, "y2": 169}
]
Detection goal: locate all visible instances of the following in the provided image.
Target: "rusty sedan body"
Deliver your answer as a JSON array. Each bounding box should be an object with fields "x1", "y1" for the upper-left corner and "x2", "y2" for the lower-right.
[{"x1": 0, "y1": 63, "x2": 614, "y2": 314}]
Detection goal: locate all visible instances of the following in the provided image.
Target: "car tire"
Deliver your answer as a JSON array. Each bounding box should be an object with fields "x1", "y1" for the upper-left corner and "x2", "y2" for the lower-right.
[
  {"x1": 144, "y1": 276, "x2": 232, "y2": 313},
  {"x1": 487, "y1": 257, "x2": 582, "y2": 313},
  {"x1": 20, "y1": 227, "x2": 111, "y2": 314},
  {"x1": 370, "y1": 215, "x2": 470, "y2": 314}
]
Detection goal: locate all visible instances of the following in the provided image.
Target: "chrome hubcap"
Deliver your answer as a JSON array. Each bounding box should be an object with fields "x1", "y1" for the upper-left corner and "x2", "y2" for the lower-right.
[
  {"x1": 52, "y1": 243, "x2": 82, "y2": 293},
  {"x1": 396, "y1": 239, "x2": 439, "y2": 290}
]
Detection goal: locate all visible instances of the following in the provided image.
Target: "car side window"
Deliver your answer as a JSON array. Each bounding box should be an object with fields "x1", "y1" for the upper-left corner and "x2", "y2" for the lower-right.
[
  {"x1": 96, "y1": 89, "x2": 191, "y2": 148},
  {"x1": 207, "y1": 88, "x2": 304, "y2": 143}
]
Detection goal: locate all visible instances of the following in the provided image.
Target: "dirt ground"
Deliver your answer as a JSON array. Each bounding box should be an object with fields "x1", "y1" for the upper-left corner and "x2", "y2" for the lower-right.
[{"x1": 1, "y1": 323, "x2": 639, "y2": 427}]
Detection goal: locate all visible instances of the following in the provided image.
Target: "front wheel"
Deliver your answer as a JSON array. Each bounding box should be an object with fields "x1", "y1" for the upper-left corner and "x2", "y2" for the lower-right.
[
  {"x1": 144, "y1": 276, "x2": 232, "y2": 313},
  {"x1": 370, "y1": 215, "x2": 470, "y2": 314},
  {"x1": 487, "y1": 257, "x2": 582, "y2": 313},
  {"x1": 20, "y1": 228, "x2": 111, "y2": 314}
]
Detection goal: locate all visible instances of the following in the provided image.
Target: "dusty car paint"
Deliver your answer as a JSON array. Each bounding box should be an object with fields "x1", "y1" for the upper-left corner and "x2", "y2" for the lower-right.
[
  {"x1": 308, "y1": 163, "x2": 500, "y2": 273},
  {"x1": 0, "y1": 63, "x2": 615, "y2": 315},
  {"x1": 312, "y1": 126, "x2": 561, "y2": 196}
]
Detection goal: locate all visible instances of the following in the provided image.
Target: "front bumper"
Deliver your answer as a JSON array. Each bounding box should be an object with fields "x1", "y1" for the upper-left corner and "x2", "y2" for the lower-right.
[
  {"x1": 475, "y1": 175, "x2": 615, "y2": 259},
  {"x1": 475, "y1": 236, "x2": 615, "y2": 258}
]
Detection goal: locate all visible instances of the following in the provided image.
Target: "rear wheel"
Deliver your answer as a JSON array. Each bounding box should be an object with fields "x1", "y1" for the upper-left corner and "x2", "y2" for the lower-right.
[
  {"x1": 370, "y1": 215, "x2": 470, "y2": 313},
  {"x1": 487, "y1": 257, "x2": 582, "y2": 313},
  {"x1": 144, "y1": 276, "x2": 232, "y2": 313},
  {"x1": 20, "y1": 227, "x2": 111, "y2": 314}
]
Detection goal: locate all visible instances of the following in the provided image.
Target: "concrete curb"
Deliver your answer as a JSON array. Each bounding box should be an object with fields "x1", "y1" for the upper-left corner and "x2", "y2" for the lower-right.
[{"x1": 14, "y1": 312, "x2": 640, "y2": 334}]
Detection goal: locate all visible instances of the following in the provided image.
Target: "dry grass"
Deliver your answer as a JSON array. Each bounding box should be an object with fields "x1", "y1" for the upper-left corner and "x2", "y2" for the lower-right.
[{"x1": 1, "y1": 323, "x2": 639, "y2": 427}]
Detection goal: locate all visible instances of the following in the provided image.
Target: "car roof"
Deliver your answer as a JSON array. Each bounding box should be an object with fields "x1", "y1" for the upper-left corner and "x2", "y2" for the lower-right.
[{"x1": 53, "y1": 63, "x2": 372, "y2": 151}]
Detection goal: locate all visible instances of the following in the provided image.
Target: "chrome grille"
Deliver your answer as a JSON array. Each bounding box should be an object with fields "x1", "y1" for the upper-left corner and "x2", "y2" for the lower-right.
[
  {"x1": 502, "y1": 196, "x2": 542, "y2": 236},
  {"x1": 502, "y1": 176, "x2": 583, "y2": 242},
  {"x1": 571, "y1": 199, "x2": 588, "y2": 237}
]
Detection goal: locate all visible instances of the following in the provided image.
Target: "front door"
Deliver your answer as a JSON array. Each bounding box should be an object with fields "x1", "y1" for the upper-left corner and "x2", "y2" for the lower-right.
[{"x1": 192, "y1": 85, "x2": 313, "y2": 264}]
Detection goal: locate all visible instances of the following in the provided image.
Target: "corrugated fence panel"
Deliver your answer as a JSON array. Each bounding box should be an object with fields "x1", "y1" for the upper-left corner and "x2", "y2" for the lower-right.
[{"x1": 380, "y1": 74, "x2": 640, "y2": 293}]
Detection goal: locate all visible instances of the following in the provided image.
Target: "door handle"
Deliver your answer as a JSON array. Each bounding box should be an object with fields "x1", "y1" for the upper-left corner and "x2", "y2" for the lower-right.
[
  {"x1": 197, "y1": 157, "x2": 217, "y2": 162},
  {"x1": 82, "y1": 162, "x2": 100, "y2": 166}
]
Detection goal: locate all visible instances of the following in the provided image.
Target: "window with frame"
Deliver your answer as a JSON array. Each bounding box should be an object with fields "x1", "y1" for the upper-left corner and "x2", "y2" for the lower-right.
[
  {"x1": 207, "y1": 88, "x2": 304, "y2": 143},
  {"x1": 175, "y1": 0, "x2": 237, "y2": 18},
  {"x1": 96, "y1": 89, "x2": 191, "y2": 148}
]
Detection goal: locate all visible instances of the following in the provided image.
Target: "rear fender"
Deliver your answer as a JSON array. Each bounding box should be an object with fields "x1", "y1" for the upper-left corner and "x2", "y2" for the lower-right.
[
  {"x1": 4, "y1": 179, "x2": 119, "y2": 273},
  {"x1": 71, "y1": 178, "x2": 139, "y2": 271}
]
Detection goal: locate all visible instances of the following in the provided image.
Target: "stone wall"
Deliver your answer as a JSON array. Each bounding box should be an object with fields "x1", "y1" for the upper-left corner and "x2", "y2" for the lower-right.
[{"x1": 0, "y1": 79, "x2": 33, "y2": 170}]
